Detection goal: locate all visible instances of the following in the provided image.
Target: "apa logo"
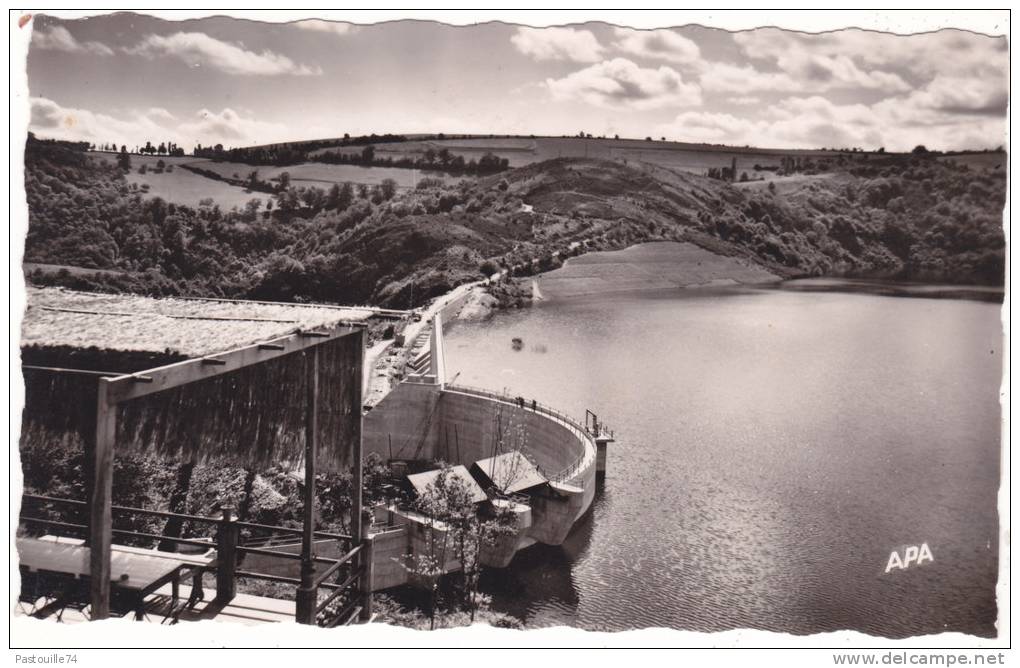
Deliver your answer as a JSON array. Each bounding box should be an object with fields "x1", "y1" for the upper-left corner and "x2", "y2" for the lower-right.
[{"x1": 885, "y1": 543, "x2": 934, "y2": 573}]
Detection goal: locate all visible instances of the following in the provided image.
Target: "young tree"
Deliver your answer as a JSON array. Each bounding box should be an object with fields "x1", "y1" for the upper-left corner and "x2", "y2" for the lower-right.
[
  {"x1": 401, "y1": 466, "x2": 516, "y2": 627},
  {"x1": 338, "y1": 182, "x2": 355, "y2": 210},
  {"x1": 244, "y1": 198, "x2": 263, "y2": 221},
  {"x1": 403, "y1": 467, "x2": 460, "y2": 629}
]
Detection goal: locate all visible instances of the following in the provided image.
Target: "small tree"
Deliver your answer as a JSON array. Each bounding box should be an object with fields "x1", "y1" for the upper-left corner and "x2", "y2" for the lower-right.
[
  {"x1": 401, "y1": 466, "x2": 517, "y2": 627},
  {"x1": 402, "y1": 467, "x2": 461, "y2": 629}
]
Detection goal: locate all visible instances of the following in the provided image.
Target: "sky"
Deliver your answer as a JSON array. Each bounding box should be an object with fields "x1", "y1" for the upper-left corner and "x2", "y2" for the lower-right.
[{"x1": 24, "y1": 13, "x2": 1009, "y2": 152}]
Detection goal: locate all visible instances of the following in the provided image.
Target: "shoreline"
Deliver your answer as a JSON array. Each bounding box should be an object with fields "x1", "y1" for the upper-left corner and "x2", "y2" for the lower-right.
[
  {"x1": 459, "y1": 239, "x2": 1005, "y2": 320},
  {"x1": 532, "y1": 240, "x2": 781, "y2": 301}
]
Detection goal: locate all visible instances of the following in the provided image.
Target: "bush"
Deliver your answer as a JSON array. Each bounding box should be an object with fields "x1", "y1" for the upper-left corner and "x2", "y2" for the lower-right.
[{"x1": 479, "y1": 260, "x2": 498, "y2": 277}]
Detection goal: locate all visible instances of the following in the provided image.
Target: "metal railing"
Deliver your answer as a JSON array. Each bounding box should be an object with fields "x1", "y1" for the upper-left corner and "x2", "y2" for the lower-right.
[
  {"x1": 17, "y1": 494, "x2": 365, "y2": 627},
  {"x1": 443, "y1": 383, "x2": 597, "y2": 485}
]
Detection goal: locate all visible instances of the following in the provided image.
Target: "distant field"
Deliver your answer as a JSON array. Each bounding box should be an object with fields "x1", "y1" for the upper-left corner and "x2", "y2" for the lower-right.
[
  {"x1": 23, "y1": 261, "x2": 128, "y2": 277},
  {"x1": 90, "y1": 151, "x2": 462, "y2": 208},
  {"x1": 91, "y1": 152, "x2": 261, "y2": 209},
  {"x1": 938, "y1": 152, "x2": 1007, "y2": 171},
  {"x1": 187, "y1": 159, "x2": 458, "y2": 190},
  {"x1": 734, "y1": 172, "x2": 841, "y2": 194},
  {"x1": 310, "y1": 136, "x2": 849, "y2": 179}
]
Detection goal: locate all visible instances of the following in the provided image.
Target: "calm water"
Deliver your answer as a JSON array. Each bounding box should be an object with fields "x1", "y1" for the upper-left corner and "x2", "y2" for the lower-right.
[{"x1": 444, "y1": 280, "x2": 1003, "y2": 637}]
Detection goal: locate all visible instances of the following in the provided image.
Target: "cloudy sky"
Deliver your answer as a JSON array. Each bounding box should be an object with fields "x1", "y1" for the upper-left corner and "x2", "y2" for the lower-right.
[{"x1": 24, "y1": 13, "x2": 1009, "y2": 152}]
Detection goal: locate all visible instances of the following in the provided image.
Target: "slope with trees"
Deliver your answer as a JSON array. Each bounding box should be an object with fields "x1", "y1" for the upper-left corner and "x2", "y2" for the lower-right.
[{"x1": 23, "y1": 135, "x2": 1005, "y2": 311}]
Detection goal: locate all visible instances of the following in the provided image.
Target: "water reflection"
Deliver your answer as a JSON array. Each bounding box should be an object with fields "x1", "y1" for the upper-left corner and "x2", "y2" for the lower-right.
[
  {"x1": 480, "y1": 479, "x2": 604, "y2": 625},
  {"x1": 446, "y1": 283, "x2": 1001, "y2": 635}
]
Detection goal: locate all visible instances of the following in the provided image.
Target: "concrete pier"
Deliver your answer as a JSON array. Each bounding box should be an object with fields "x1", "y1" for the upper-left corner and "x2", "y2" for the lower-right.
[{"x1": 595, "y1": 434, "x2": 614, "y2": 478}]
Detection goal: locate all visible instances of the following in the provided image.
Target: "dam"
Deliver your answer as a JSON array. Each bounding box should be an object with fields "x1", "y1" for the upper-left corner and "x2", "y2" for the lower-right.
[{"x1": 359, "y1": 308, "x2": 613, "y2": 590}]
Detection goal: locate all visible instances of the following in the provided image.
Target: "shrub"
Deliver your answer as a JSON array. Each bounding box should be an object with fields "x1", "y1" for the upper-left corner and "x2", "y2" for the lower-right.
[{"x1": 479, "y1": 260, "x2": 498, "y2": 277}]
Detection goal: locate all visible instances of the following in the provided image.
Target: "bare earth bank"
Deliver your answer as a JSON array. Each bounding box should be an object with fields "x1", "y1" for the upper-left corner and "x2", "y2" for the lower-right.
[{"x1": 535, "y1": 241, "x2": 780, "y2": 300}]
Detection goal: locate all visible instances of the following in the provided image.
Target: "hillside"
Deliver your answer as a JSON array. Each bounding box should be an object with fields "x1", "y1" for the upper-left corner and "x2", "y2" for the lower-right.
[{"x1": 22, "y1": 137, "x2": 1006, "y2": 309}]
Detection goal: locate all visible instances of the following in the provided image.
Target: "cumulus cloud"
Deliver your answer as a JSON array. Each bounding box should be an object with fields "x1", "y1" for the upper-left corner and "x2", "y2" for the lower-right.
[
  {"x1": 612, "y1": 28, "x2": 700, "y2": 64},
  {"x1": 178, "y1": 108, "x2": 288, "y2": 145},
  {"x1": 32, "y1": 25, "x2": 113, "y2": 56},
  {"x1": 546, "y1": 58, "x2": 701, "y2": 110},
  {"x1": 731, "y1": 29, "x2": 911, "y2": 94},
  {"x1": 29, "y1": 97, "x2": 288, "y2": 148},
  {"x1": 30, "y1": 97, "x2": 174, "y2": 144},
  {"x1": 673, "y1": 27, "x2": 1006, "y2": 149},
  {"x1": 660, "y1": 92, "x2": 1005, "y2": 152},
  {"x1": 145, "y1": 107, "x2": 176, "y2": 124},
  {"x1": 511, "y1": 27, "x2": 604, "y2": 63},
  {"x1": 905, "y1": 74, "x2": 1009, "y2": 116},
  {"x1": 294, "y1": 20, "x2": 354, "y2": 36},
  {"x1": 698, "y1": 62, "x2": 802, "y2": 95},
  {"x1": 736, "y1": 27, "x2": 1007, "y2": 81},
  {"x1": 125, "y1": 32, "x2": 321, "y2": 76}
]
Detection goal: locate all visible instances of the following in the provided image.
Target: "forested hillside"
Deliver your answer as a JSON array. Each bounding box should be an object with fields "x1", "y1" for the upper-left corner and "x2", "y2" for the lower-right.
[{"x1": 22, "y1": 136, "x2": 1005, "y2": 309}]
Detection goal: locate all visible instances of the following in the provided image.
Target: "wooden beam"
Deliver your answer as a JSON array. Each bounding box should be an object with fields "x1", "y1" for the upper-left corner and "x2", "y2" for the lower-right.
[
  {"x1": 22, "y1": 365, "x2": 125, "y2": 377},
  {"x1": 103, "y1": 324, "x2": 361, "y2": 404},
  {"x1": 296, "y1": 346, "x2": 320, "y2": 625},
  {"x1": 89, "y1": 379, "x2": 115, "y2": 620},
  {"x1": 303, "y1": 345, "x2": 319, "y2": 562},
  {"x1": 353, "y1": 328, "x2": 371, "y2": 621},
  {"x1": 350, "y1": 328, "x2": 366, "y2": 544}
]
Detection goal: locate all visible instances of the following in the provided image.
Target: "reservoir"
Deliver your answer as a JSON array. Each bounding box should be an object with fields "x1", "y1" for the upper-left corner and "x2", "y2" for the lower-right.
[{"x1": 443, "y1": 279, "x2": 1003, "y2": 637}]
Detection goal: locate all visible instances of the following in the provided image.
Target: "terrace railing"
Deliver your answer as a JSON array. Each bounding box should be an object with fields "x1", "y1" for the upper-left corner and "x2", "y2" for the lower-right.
[{"x1": 18, "y1": 494, "x2": 368, "y2": 627}]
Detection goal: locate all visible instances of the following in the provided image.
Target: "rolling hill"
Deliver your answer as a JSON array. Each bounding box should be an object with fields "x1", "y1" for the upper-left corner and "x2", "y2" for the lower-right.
[{"x1": 22, "y1": 135, "x2": 1006, "y2": 309}]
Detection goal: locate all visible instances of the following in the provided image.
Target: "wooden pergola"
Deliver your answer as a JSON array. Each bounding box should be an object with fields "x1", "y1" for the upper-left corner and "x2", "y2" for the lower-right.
[{"x1": 18, "y1": 288, "x2": 380, "y2": 624}]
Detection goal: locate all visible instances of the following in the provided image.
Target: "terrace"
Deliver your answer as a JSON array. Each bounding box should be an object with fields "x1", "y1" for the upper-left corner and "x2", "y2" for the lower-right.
[{"x1": 16, "y1": 287, "x2": 379, "y2": 626}]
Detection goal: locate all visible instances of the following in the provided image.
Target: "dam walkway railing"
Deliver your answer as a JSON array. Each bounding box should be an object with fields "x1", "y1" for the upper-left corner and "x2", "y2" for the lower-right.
[{"x1": 443, "y1": 383, "x2": 597, "y2": 485}]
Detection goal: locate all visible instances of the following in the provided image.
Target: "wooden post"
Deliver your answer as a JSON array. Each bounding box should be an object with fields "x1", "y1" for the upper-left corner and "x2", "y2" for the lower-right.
[
  {"x1": 352, "y1": 330, "x2": 371, "y2": 622},
  {"x1": 296, "y1": 347, "x2": 320, "y2": 625},
  {"x1": 215, "y1": 505, "x2": 238, "y2": 602},
  {"x1": 350, "y1": 330, "x2": 365, "y2": 551},
  {"x1": 359, "y1": 517, "x2": 374, "y2": 622},
  {"x1": 89, "y1": 379, "x2": 115, "y2": 620}
]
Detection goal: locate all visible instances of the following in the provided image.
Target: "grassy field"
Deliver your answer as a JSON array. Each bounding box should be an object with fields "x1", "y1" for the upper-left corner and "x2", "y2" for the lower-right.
[
  {"x1": 734, "y1": 172, "x2": 842, "y2": 195},
  {"x1": 311, "y1": 136, "x2": 856, "y2": 177},
  {"x1": 91, "y1": 151, "x2": 461, "y2": 209},
  {"x1": 185, "y1": 159, "x2": 458, "y2": 190},
  {"x1": 938, "y1": 152, "x2": 1007, "y2": 170},
  {"x1": 91, "y1": 153, "x2": 261, "y2": 209},
  {"x1": 23, "y1": 262, "x2": 129, "y2": 277}
]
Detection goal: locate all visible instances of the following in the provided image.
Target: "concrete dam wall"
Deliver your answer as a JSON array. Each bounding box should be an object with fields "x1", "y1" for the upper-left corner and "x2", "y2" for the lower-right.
[{"x1": 357, "y1": 310, "x2": 603, "y2": 590}]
